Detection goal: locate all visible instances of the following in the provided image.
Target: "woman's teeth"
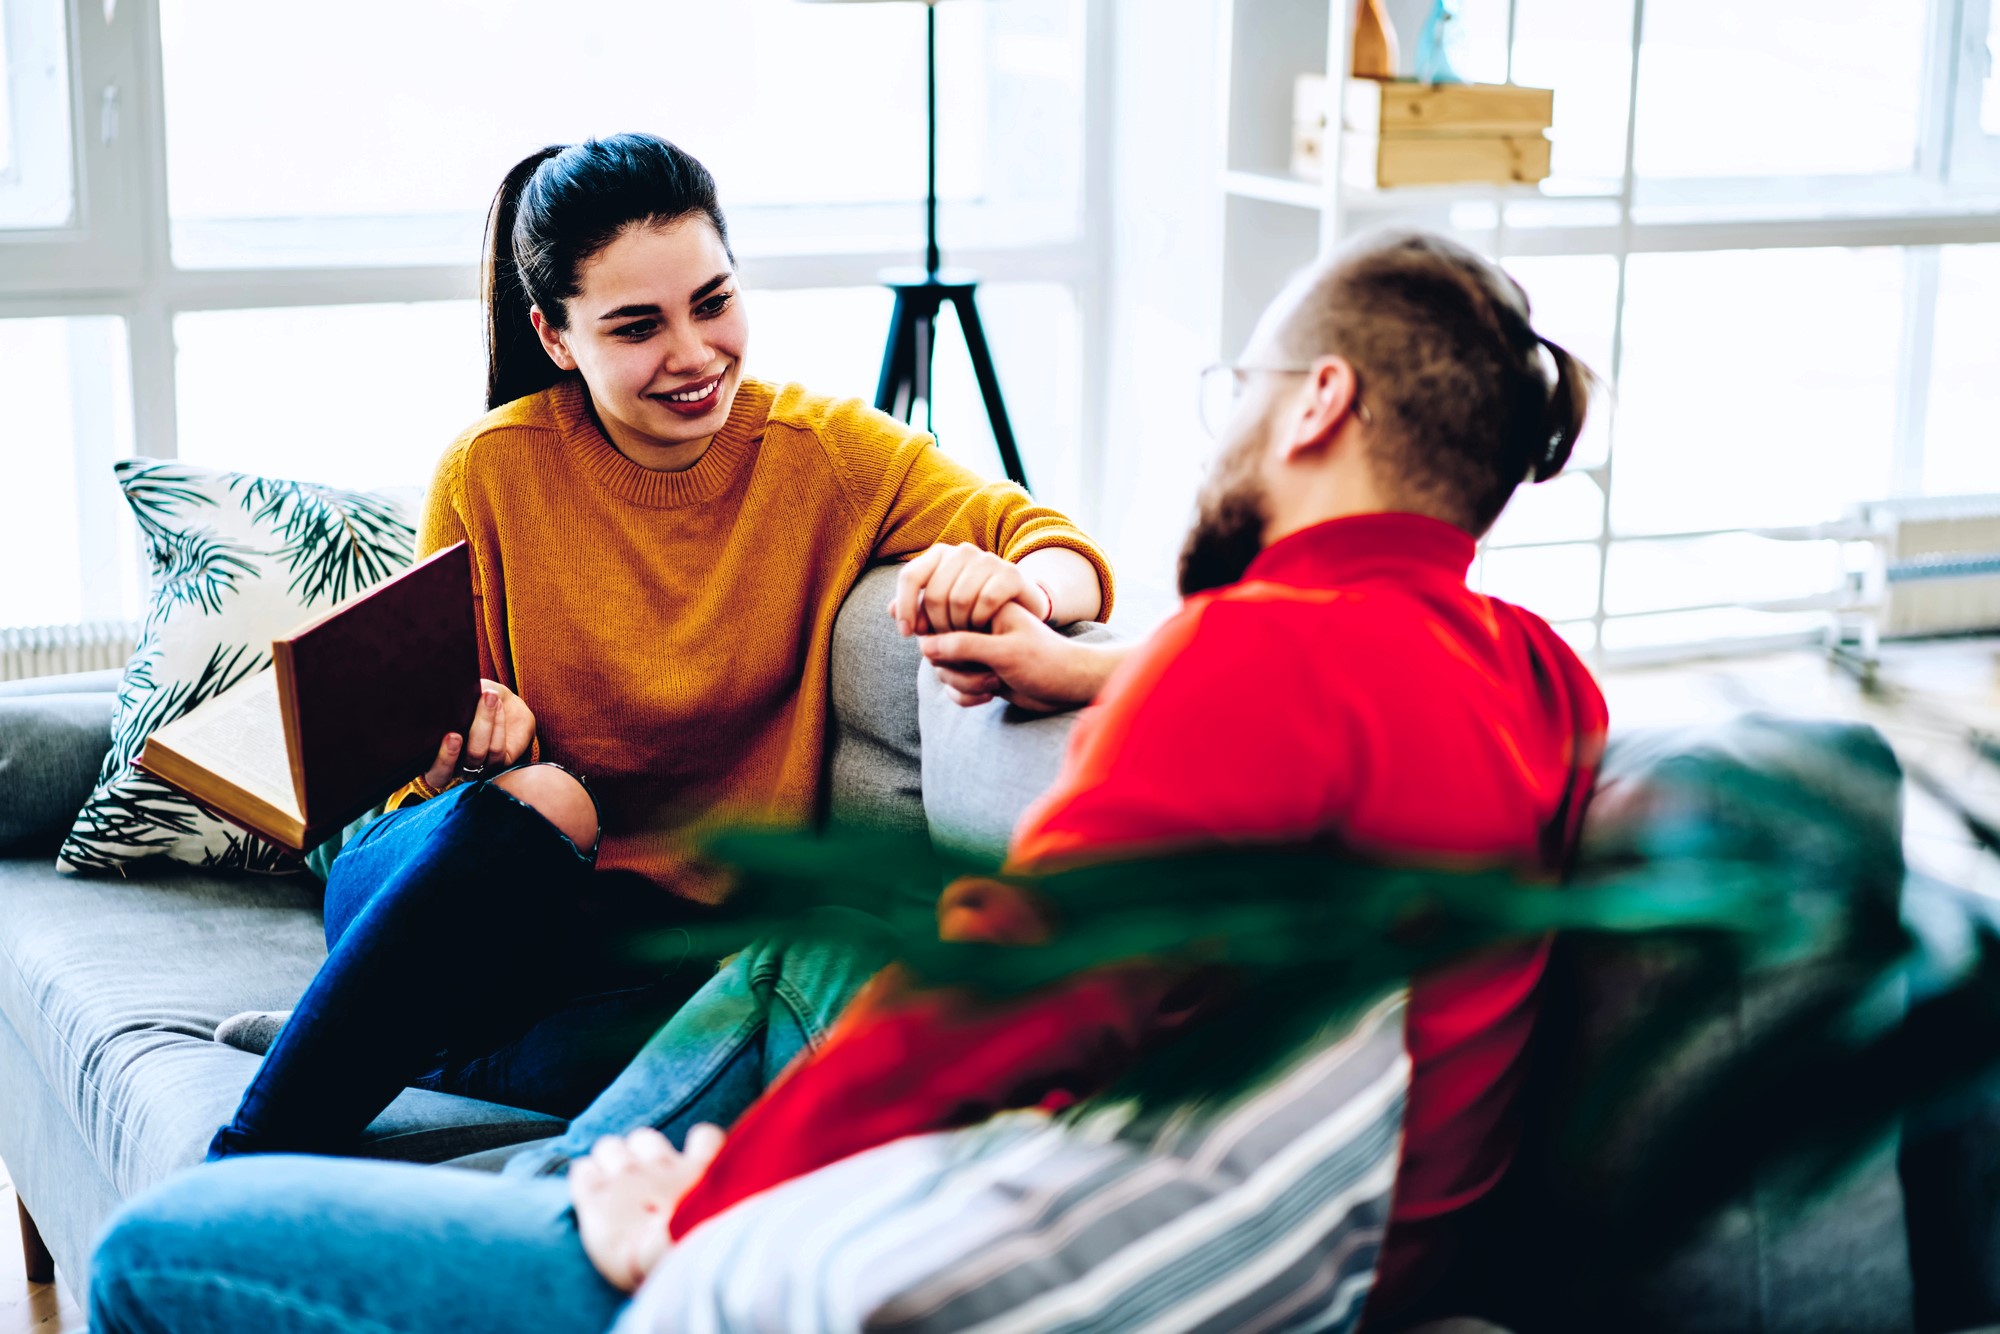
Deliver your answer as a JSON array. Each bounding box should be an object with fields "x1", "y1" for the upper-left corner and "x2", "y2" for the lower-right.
[{"x1": 663, "y1": 381, "x2": 716, "y2": 403}]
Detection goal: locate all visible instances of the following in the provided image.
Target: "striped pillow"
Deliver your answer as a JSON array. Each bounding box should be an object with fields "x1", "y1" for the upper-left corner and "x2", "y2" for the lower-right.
[{"x1": 619, "y1": 993, "x2": 1410, "y2": 1334}]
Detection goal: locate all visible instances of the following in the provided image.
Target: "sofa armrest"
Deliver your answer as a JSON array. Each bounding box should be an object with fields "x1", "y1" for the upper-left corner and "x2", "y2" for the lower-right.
[
  {"x1": 0, "y1": 688, "x2": 117, "y2": 855},
  {"x1": 915, "y1": 622, "x2": 1125, "y2": 861},
  {"x1": 0, "y1": 668, "x2": 121, "y2": 700}
]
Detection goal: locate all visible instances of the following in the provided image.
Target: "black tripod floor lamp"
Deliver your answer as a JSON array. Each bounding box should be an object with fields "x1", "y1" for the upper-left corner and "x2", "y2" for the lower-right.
[{"x1": 799, "y1": 0, "x2": 1031, "y2": 490}]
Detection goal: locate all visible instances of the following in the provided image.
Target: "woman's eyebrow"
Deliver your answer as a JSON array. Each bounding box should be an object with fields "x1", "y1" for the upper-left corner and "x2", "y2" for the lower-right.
[{"x1": 596, "y1": 274, "x2": 730, "y2": 321}]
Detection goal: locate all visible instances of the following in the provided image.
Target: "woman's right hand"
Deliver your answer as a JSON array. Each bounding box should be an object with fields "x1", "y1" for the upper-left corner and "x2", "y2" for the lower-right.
[{"x1": 421, "y1": 679, "x2": 536, "y2": 791}]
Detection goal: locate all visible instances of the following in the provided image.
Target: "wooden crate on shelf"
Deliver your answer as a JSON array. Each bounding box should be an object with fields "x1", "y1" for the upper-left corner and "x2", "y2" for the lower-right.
[
  {"x1": 1343, "y1": 129, "x2": 1552, "y2": 189},
  {"x1": 1292, "y1": 75, "x2": 1555, "y2": 190}
]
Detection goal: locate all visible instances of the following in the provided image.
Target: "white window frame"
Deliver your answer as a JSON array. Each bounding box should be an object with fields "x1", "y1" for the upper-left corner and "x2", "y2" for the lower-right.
[
  {"x1": 0, "y1": 0, "x2": 1113, "y2": 632},
  {"x1": 1355, "y1": 0, "x2": 2000, "y2": 665}
]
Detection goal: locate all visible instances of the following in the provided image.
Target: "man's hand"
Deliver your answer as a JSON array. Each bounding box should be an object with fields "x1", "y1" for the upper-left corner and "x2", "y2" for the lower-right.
[
  {"x1": 570, "y1": 1124, "x2": 727, "y2": 1293},
  {"x1": 920, "y1": 601, "x2": 1126, "y2": 712},
  {"x1": 421, "y1": 679, "x2": 535, "y2": 791},
  {"x1": 891, "y1": 543, "x2": 1051, "y2": 637}
]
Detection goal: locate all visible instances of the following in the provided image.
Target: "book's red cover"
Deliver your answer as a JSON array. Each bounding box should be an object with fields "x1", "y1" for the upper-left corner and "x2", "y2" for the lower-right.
[{"x1": 274, "y1": 542, "x2": 481, "y2": 843}]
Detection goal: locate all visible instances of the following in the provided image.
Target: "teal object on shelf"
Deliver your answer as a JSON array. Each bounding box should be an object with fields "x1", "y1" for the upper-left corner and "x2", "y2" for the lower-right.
[{"x1": 1414, "y1": 0, "x2": 1464, "y2": 85}]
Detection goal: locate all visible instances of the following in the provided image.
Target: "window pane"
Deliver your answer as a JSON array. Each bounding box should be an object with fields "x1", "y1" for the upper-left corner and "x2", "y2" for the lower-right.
[
  {"x1": 730, "y1": 283, "x2": 1086, "y2": 513},
  {"x1": 1477, "y1": 543, "x2": 1601, "y2": 622},
  {"x1": 0, "y1": 317, "x2": 138, "y2": 627},
  {"x1": 1487, "y1": 472, "x2": 1605, "y2": 547},
  {"x1": 1634, "y1": 0, "x2": 1925, "y2": 179},
  {"x1": 1925, "y1": 245, "x2": 2000, "y2": 495},
  {"x1": 1603, "y1": 607, "x2": 1825, "y2": 653},
  {"x1": 1502, "y1": 254, "x2": 1620, "y2": 471},
  {"x1": 174, "y1": 286, "x2": 1078, "y2": 509},
  {"x1": 1511, "y1": 0, "x2": 1637, "y2": 191},
  {"x1": 174, "y1": 303, "x2": 485, "y2": 490},
  {"x1": 747, "y1": 288, "x2": 897, "y2": 405},
  {"x1": 1612, "y1": 248, "x2": 1903, "y2": 535},
  {"x1": 0, "y1": 0, "x2": 76, "y2": 229},
  {"x1": 1986, "y1": 18, "x2": 2000, "y2": 137},
  {"x1": 1604, "y1": 534, "x2": 1843, "y2": 617},
  {"x1": 160, "y1": 0, "x2": 1084, "y2": 268},
  {"x1": 929, "y1": 283, "x2": 1086, "y2": 514}
]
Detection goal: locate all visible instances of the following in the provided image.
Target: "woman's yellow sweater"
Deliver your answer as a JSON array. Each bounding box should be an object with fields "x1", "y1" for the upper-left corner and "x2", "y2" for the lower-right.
[{"x1": 412, "y1": 376, "x2": 1112, "y2": 902}]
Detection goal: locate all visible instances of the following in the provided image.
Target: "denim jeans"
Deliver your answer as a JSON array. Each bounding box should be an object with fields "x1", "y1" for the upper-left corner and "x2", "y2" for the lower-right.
[
  {"x1": 209, "y1": 776, "x2": 730, "y2": 1159},
  {"x1": 505, "y1": 905, "x2": 898, "y2": 1174},
  {"x1": 94, "y1": 921, "x2": 899, "y2": 1334},
  {"x1": 90, "y1": 1157, "x2": 628, "y2": 1334}
]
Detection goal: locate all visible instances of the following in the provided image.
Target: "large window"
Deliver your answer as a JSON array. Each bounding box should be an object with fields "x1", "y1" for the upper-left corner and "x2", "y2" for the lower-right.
[
  {"x1": 0, "y1": 0, "x2": 1097, "y2": 634},
  {"x1": 1390, "y1": 0, "x2": 2000, "y2": 659},
  {"x1": 158, "y1": 0, "x2": 1086, "y2": 269},
  {"x1": 0, "y1": 0, "x2": 75, "y2": 230}
]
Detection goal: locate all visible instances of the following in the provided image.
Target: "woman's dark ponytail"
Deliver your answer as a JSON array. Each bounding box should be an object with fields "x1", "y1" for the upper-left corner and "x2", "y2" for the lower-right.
[
  {"x1": 481, "y1": 134, "x2": 735, "y2": 412},
  {"x1": 484, "y1": 146, "x2": 566, "y2": 411}
]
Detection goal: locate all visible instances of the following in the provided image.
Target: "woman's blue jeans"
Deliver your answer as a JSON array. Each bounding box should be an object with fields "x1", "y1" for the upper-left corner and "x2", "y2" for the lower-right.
[{"x1": 207, "y1": 774, "x2": 862, "y2": 1160}]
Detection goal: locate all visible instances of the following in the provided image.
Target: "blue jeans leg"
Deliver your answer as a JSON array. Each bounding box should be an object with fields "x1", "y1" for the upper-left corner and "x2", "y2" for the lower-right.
[
  {"x1": 90, "y1": 1156, "x2": 625, "y2": 1334},
  {"x1": 211, "y1": 779, "x2": 713, "y2": 1160},
  {"x1": 506, "y1": 907, "x2": 898, "y2": 1177}
]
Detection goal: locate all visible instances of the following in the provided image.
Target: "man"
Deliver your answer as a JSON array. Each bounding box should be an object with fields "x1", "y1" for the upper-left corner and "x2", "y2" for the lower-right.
[
  {"x1": 653, "y1": 227, "x2": 1608, "y2": 1323},
  {"x1": 91, "y1": 229, "x2": 1607, "y2": 1333}
]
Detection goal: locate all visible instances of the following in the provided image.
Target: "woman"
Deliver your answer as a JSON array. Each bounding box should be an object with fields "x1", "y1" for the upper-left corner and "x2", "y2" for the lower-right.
[{"x1": 206, "y1": 133, "x2": 1112, "y2": 1158}]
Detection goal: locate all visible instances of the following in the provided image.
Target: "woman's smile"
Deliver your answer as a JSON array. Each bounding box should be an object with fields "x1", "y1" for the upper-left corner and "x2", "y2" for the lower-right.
[{"x1": 650, "y1": 371, "x2": 725, "y2": 418}]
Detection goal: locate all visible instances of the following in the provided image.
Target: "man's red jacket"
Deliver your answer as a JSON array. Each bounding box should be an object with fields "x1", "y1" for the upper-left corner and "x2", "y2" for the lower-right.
[{"x1": 670, "y1": 512, "x2": 1609, "y2": 1314}]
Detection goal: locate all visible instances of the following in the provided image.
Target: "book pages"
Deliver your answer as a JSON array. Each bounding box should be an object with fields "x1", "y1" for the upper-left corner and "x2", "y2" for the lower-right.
[{"x1": 159, "y1": 671, "x2": 301, "y2": 816}]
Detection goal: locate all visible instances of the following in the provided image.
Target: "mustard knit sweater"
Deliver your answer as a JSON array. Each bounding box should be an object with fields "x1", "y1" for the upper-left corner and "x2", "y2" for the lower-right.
[{"x1": 413, "y1": 376, "x2": 1113, "y2": 901}]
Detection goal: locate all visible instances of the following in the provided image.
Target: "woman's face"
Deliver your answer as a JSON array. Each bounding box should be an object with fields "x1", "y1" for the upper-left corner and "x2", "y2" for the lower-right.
[{"x1": 533, "y1": 217, "x2": 749, "y2": 466}]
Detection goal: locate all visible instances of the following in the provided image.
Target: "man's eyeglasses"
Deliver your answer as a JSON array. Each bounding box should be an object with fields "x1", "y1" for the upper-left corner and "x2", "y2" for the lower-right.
[{"x1": 1197, "y1": 363, "x2": 1372, "y2": 438}]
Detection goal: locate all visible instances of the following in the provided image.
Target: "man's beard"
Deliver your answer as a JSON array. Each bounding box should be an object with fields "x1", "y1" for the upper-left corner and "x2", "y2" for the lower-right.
[{"x1": 1176, "y1": 437, "x2": 1271, "y2": 598}]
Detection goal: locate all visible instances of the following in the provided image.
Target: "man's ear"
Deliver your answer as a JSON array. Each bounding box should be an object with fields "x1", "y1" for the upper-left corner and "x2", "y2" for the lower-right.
[
  {"x1": 530, "y1": 307, "x2": 577, "y2": 371},
  {"x1": 1280, "y1": 355, "x2": 1363, "y2": 462}
]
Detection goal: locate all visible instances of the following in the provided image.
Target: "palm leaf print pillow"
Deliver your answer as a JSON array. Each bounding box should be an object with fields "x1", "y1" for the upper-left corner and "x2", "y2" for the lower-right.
[{"x1": 58, "y1": 459, "x2": 419, "y2": 874}]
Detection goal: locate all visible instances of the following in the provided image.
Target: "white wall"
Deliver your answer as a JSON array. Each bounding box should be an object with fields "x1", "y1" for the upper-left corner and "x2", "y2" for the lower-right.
[{"x1": 1097, "y1": 0, "x2": 1228, "y2": 628}]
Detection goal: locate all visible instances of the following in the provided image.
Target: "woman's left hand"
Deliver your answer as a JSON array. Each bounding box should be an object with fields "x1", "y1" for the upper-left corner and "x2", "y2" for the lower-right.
[
  {"x1": 570, "y1": 1124, "x2": 727, "y2": 1293},
  {"x1": 891, "y1": 542, "x2": 1051, "y2": 636}
]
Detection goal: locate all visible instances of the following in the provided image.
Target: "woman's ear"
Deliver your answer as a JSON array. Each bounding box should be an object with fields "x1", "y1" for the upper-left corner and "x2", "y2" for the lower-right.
[
  {"x1": 1282, "y1": 355, "x2": 1363, "y2": 461},
  {"x1": 530, "y1": 307, "x2": 577, "y2": 371}
]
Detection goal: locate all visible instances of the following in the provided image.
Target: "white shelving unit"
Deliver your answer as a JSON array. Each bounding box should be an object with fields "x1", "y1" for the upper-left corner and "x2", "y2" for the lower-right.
[{"x1": 1213, "y1": 0, "x2": 1575, "y2": 356}]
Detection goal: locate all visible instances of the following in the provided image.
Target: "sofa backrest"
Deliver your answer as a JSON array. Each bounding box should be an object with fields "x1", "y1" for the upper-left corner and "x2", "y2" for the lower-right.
[
  {"x1": 1474, "y1": 715, "x2": 1914, "y2": 1334},
  {"x1": 0, "y1": 670, "x2": 120, "y2": 856},
  {"x1": 0, "y1": 571, "x2": 930, "y2": 860}
]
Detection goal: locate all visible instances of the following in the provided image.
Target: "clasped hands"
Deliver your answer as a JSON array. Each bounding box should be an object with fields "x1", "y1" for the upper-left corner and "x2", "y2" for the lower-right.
[{"x1": 892, "y1": 542, "x2": 1107, "y2": 714}]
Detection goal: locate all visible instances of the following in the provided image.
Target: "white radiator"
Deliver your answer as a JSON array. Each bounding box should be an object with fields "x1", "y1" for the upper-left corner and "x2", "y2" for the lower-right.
[
  {"x1": 0, "y1": 621, "x2": 137, "y2": 683},
  {"x1": 1853, "y1": 494, "x2": 2000, "y2": 638}
]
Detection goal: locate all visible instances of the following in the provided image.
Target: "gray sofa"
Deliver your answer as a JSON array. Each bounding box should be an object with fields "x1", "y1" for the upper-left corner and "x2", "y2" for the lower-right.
[{"x1": 0, "y1": 566, "x2": 1950, "y2": 1330}]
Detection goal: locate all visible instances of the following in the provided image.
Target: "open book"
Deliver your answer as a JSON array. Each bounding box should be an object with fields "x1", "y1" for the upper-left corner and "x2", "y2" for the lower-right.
[{"x1": 136, "y1": 543, "x2": 481, "y2": 852}]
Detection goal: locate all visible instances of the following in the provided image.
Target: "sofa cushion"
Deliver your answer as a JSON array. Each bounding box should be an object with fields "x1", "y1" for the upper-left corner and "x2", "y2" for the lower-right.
[
  {"x1": 0, "y1": 855, "x2": 559, "y2": 1200},
  {"x1": 624, "y1": 995, "x2": 1409, "y2": 1334},
  {"x1": 0, "y1": 689, "x2": 116, "y2": 855}
]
